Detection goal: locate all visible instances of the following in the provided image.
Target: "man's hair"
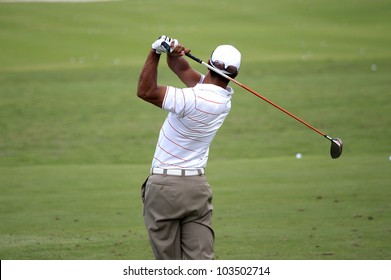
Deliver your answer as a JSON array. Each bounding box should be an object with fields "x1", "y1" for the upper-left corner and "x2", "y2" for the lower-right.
[
  {"x1": 210, "y1": 69, "x2": 238, "y2": 81},
  {"x1": 208, "y1": 61, "x2": 238, "y2": 82}
]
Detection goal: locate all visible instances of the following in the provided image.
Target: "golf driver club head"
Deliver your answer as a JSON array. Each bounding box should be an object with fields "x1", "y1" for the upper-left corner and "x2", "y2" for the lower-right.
[{"x1": 330, "y1": 138, "x2": 343, "y2": 159}]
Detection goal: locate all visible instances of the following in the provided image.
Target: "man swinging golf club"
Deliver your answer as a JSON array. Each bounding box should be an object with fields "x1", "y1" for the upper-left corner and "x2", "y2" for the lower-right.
[{"x1": 137, "y1": 35, "x2": 241, "y2": 260}]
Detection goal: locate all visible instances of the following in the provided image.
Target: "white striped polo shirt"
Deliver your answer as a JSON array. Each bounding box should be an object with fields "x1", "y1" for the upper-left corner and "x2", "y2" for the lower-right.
[{"x1": 151, "y1": 82, "x2": 234, "y2": 170}]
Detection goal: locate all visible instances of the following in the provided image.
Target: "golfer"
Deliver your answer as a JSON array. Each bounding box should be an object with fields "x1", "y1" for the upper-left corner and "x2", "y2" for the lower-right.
[{"x1": 137, "y1": 35, "x2": 241, "y2": 260}]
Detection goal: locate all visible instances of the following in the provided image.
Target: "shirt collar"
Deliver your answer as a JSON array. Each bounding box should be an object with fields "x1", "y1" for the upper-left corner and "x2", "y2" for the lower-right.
[{"x1": 195, "y1": 83, "x2": 235, "y2": 96}]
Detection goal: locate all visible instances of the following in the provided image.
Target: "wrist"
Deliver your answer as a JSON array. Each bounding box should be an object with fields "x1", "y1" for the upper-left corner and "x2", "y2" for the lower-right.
[{"x1": 150, "y1": 48, "x2": 161, "y2": 55}]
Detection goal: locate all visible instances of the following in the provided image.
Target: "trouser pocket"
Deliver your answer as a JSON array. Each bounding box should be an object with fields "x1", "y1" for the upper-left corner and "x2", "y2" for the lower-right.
[{"x1": 141, "y1": 176, "x2": 149, "y2": 215}]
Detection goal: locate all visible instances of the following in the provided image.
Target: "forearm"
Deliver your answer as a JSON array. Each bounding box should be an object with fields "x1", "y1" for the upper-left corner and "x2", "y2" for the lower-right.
[
  {"x1": 167, "y1": 55, "x2": 190, "y2": 75},
  {"x1": 166, "y1": 54, "x2": 201, "y2": 87},
  {"x1": 137, "y1": 50, "x2": 166, "y2": 107}
]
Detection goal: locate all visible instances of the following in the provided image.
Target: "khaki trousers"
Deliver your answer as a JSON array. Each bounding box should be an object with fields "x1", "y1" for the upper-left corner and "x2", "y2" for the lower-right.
[{"x1": 141, "y1": 174, "x2": 214, "y2": 260}]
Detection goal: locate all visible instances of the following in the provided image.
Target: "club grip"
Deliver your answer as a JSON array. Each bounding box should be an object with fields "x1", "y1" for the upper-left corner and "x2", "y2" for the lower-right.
[
  {"x1": 161, "y1": 41, "x2": 170, "y2": 53},
  {"x1": 185, "y1": 52, "x2": 203, "y2": 64}
]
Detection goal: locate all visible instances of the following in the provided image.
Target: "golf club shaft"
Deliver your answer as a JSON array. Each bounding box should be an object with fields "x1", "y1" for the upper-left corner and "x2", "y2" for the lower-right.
[{"x1": 185, "y1": 52, "x2": 332, "y2": 141}]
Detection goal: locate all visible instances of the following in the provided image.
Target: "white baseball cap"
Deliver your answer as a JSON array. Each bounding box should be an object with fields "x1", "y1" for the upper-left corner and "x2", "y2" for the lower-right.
[{"x1": 210, "y1": 45, "x2": 241, "y2": 75}]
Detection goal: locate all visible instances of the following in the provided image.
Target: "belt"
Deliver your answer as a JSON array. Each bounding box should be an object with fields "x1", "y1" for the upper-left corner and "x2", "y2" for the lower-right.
[{"x1": 151, "y1": 167, "x2": 205, "y2": 177}]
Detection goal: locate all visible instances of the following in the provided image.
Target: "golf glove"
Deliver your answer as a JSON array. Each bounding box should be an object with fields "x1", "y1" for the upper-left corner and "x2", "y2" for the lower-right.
[{"x1": 151, "y1": 35, "x2": 178, "y2": 54}]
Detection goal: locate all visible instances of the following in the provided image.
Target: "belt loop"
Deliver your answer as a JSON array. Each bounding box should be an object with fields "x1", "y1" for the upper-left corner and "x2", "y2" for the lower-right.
[
  {"x1": 163, "y1": 169, "x2": 167, "y2": 177},
  {"x1": 198, "y1": 169, "x2": 202, "y2": 176},
  {"x1": 181, "y1": 170, "x2": 185, "y2": 177}
]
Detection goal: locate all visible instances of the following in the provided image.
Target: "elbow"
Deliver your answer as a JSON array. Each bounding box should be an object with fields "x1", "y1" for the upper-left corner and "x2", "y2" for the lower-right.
[
  {"x1": 137, "y1": 78, "x2": 156, "y2": 101},
  {"x1": 137, "y1": 86, "x2": 155, "y2": 103},
  {"x1": 136, "y1": 87, "x2": 144, "y2": 100},
  {"x1": 136, "y1": 85, "x2": 165, "y2": 108},
  {"x1": 137, "y1": 83, "x2": 149, "y2": 101}
]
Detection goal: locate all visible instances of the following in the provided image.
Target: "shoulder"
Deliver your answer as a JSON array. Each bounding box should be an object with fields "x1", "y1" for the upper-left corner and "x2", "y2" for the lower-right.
[{"x1": 162, "y1": 86, "x2": 197, "y2": 113}]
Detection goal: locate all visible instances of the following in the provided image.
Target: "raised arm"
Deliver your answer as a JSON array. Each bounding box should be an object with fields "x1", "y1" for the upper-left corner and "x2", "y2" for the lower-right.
[
  {"x1": 137, "y1": 49, "x2": 167, "y2": 108},
  {"x1": 167, "y1": 47, "x2": 202, "y2": 87},
  {"x1": 137, "y1": 36, "x2": 201, "y2": 108}
]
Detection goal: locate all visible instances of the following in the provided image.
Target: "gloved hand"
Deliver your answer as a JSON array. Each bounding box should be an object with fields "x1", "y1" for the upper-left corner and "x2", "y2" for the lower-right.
[{"x1": 151, "y1": 35, "x2": 178, "y2": 54}]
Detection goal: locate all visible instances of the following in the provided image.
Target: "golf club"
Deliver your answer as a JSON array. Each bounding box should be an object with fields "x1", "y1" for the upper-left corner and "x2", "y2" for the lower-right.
[{"x1": 185, "y1": 52, "x2": 343, "y2": 159}]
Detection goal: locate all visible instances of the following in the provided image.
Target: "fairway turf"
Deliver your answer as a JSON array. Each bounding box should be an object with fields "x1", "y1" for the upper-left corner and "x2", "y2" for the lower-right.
[{"x1": 1, "y1": 0, "x2": 390, "y2": 259}]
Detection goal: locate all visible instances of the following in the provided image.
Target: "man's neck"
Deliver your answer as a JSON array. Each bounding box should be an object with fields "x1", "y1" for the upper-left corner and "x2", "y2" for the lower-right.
[{"x1": 202, "y1": 72, "x2": 228, "y2": 89}]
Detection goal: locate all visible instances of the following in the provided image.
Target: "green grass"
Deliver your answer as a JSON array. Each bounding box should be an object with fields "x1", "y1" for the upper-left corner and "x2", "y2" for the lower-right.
[
  {"x1": 211, "y1": 156, "x2": 390, "y2": 259},
  {"x1": 1, "y1": 0, "x2": 390, "y2": 259}
]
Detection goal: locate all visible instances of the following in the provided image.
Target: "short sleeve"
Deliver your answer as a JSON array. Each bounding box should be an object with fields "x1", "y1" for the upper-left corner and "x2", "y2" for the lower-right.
[{"x1": 162, "y1": 86, "x2": 192, "y2": 117}]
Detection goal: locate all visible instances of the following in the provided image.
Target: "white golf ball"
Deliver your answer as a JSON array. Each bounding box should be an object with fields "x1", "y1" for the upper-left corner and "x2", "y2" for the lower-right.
[
  {"x1": 389, "y1": 155, "x2": 391, "y2": 161},
  {"x1": 296, "y1": 153, "x2": 302, "y2": 159}
]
